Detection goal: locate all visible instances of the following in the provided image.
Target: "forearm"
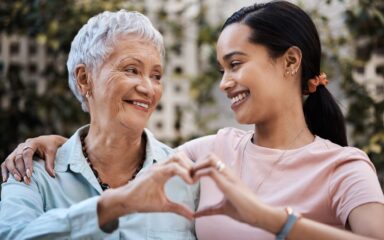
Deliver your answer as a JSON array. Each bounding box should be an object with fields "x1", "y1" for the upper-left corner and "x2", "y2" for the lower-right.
[
  {"x1": 253, "y1": 204, "x2": 373, "y2": 240},
  {"x1": 0, "y1": 196, "x2": 112, "y2": 239},
  {"x1": 0, "y1": 176, "x2": 117, "y2": 239},
  {"x1": 287, "y1": 217, "x2": 372, "y2": 240},
  {"x1": 97, "y1": 188, "x2": 135, "y2": 230}
]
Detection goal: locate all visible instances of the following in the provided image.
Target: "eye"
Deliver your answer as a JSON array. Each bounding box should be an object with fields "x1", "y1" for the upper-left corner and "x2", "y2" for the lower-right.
[
  {"x1": 151, "y1": 73, "x2": 162, "y2": 81},
  {"x1": 125, "y1": 67, "x2": 138, "y2": 74},
  {"x1": 218, "y1": 68, "x2": 224, "y2": 75},
  {"x1": 230, "y1": 61, "x2": 242, "y2": 70}
]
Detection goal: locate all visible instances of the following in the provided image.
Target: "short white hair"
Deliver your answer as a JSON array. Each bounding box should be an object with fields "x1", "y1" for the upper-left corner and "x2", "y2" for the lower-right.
[{"x1": 67, "y1": 10, "x2": 165, "y2": 112}]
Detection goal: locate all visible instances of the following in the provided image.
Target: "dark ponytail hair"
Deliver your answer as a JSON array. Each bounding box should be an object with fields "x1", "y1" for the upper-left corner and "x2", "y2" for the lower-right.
[{"x1": 222, "y1": 1, "x2": 348, "y2": 146}]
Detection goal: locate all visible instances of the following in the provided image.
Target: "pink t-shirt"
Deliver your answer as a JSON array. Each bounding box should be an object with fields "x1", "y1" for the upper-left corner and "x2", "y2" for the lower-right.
[{"x1": 179, "y1": 127, "x2": 384, "y2": 240}]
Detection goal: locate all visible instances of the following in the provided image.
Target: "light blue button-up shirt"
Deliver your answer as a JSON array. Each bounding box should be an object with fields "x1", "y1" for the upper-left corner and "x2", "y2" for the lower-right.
[{"x1": 0, "y1": 125, "x2": 198, "y2": 240}]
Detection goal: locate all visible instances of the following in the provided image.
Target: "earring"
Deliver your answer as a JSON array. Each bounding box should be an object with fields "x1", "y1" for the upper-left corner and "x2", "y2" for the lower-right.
[
  {"x1": 290, "y1": 68, "x2": 295, "y2": 76},
  {"x1": 85, "y1": 91, "x2": 91, "y2": 98}
]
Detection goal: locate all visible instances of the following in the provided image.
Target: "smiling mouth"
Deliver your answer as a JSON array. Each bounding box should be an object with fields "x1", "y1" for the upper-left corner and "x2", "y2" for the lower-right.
[
  {"x1": 124, "y1": 100, "x2": 150, "y2": 110},
  {"x1": 230, "y1": 91, "x2": 250, "y2": 105}
]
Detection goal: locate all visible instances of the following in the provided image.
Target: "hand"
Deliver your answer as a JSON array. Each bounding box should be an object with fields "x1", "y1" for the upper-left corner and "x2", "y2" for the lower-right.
[
  {"x1": 98, "y1": 152, "x2": 196, "y2": 227},
  {"x1": 192, "y1": 153, "x2": 267, "y2": 227},
  {"x1": 1, "y1": 135, "x2": 67, "y2": 183}
]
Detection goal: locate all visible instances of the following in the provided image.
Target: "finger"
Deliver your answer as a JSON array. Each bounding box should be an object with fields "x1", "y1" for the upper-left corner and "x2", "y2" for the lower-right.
[
  {"x1": 194, "y1": 201, "x2": 225, "y2": 218},
  {"x1": 23, "y1": 140, "x2": 39, "y2": 176},
  {"x1": 160, "y1": 163, "x2": 193, "y2": 184},
  {"x1": 1, "y1": 162, "x2": 8, "y2": 182},
  {"x1": 2, "y1": 150, "x2": 17, "y2": 182},
  {"x1": 166, "y1": 152, "x2": 194, "y2": 171},
  {"x1": 15, "y1": 143, "x2": 30, "y2": 183},
  {"x1": 192, "y1": 153, "x2": 218, "y2": 172},
  {"x1": 5, "y1": 153, "x2": 22, "y2": 182},
  {"x1": 165, "y1": 201, "x2": 194, "y2": 220},
  {"x1": 44, "y1": 149, "x2": 56, "y2": 177},
  {"x1": 174, "y1": 151, "x2": 194, "y2": 166},
  {"x1": 15, "y1": 154, "x2": 28, "y2": 184},
  {"x1": 192, "y1": 167, "x2": 233, "y2": 194}
]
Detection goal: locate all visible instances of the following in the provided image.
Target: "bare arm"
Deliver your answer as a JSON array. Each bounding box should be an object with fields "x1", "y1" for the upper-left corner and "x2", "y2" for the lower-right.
[
  {"x1": 1, "y1": 135, "x2": 67, "y2": 183},
  {"x1": 192, "y1": 153, "x2": 383, "y2": 240}
]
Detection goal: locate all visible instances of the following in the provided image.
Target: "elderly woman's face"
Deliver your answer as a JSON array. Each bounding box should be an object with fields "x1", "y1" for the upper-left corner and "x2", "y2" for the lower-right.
[{"x1": 89, "y1": 35, "x2": 163, "y2": 130}]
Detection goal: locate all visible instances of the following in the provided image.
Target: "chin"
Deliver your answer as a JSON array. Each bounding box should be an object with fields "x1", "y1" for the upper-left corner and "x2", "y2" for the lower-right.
[
  {"x1": 119, "y1": 117, "x2": 149, "y2": 130},
  {"x1": 235, "y1": 115, "x2": 253, "y2": 125}
]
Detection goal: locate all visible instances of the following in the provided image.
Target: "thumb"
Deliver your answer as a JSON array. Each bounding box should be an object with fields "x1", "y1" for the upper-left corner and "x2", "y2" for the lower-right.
[{"x1": 165, "y1": 201, "x2": 194, "y2": 220}]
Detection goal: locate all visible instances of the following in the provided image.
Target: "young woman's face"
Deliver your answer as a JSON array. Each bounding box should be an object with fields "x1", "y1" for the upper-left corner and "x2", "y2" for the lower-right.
[{"x1": 216, "y1": 23, "x2": 290, "y2": 125}]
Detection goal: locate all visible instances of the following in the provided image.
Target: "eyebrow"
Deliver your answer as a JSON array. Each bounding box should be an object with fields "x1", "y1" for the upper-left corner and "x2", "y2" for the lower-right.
[
  {"x1": 118, "y1": 57, "x2": 162, "y2": 69},
  {"x1": 119, "y1": 57, "x2": 144, "y2": 65},
  {"x1": 222, "y1": 51, "x2": 247, "y2": 62}
]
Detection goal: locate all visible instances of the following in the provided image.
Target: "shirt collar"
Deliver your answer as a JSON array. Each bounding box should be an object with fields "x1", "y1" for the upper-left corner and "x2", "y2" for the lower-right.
[{"x1": 54, "y1": 125, "x2": 173, "y2": 176}]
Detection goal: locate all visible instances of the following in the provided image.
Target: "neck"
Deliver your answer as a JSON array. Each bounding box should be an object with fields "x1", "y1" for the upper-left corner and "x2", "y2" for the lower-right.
[
  {"x1": 253, "y1": 109, "x2": 314, "y2": 150},
  {"x1": 84, "y1": 124, "x2": 146, "y2": 186}
]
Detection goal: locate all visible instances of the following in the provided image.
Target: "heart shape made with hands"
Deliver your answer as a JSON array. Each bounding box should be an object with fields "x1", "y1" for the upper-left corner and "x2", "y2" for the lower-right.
[{"x1": 130, "y1": 153, "x2": 233, "y2": 220}]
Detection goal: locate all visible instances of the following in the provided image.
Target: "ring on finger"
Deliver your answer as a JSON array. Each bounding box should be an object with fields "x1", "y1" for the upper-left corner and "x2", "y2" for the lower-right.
[
  {"x1": 23, "y1": 146, "x2": 34, "y2": 151},
  {"x1": 215, "y1": 161, "x2": 226, "y2": 172}
]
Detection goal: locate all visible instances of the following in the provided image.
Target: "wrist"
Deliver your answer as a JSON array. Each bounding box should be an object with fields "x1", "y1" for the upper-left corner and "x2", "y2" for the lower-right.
[
  {"x1": 97, "y1": 189, "x2": 125, "y2": 227},
  {"x1": 275, "y1": 207, "x2": 302, "y2": 240},
  {"x1": 252, "y1": 204, "x2": 288, "y2": 234}
]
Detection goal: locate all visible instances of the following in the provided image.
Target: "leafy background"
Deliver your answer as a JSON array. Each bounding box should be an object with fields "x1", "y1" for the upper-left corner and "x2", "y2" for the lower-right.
[{"x1": 0, "y1": 0, "x2": 383, "y2": 189}]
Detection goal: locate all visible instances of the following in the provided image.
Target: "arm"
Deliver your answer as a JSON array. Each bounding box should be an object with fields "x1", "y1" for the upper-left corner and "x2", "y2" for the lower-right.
[
  {"x1": 329, "y1": 153, "x2": 384, "y2": 239},
  {"x1": 0, "y1": 152, "x2": 194, "y2": 239},
  {"x1": 192, "y1": 154, "x2": 383, "y2": 240},
  {"x1": 0, "y1": 174, "x2": 110, "y2": 239},
  {"x1": 1, "y1": 135, "x2": 66, "y2": 183}
]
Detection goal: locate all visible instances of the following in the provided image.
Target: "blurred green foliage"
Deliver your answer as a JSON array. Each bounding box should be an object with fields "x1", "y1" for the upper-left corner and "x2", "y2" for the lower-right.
[
  {"x1": 310, "y1": 0, "x2": 384, "y2": 187},
  {"x1": 342, "y1": 0, "x2": 384, "y2": 185}
]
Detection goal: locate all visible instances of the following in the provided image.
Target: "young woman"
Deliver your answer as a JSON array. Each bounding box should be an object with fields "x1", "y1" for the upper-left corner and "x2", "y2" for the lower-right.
[{"x1": 2, "y1": 1, "x2": 384, "y2": 239}]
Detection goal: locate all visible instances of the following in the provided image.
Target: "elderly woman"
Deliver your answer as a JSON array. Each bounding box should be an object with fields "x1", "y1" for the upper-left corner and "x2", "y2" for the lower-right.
[{"x1": 0, "y1": 10, "x2": 197, "y2": 239}]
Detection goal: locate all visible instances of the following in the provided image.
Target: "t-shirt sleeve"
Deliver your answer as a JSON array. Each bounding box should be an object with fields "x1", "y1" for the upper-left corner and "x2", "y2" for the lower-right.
[
  {"x1": 329, "y1": 150, "x2": 384, "y2": 225},
  {"x1": 177, "y1": 135, "x2": 216, "y2": 162}
]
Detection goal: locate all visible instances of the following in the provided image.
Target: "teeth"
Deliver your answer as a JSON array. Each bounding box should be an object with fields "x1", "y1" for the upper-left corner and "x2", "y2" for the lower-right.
[
  {"x1": 231, "y1": 92, "x2": 249, "y2": 104},
  {"x1": 132, "y1": 101, "x2": 149, "y2": 109}
]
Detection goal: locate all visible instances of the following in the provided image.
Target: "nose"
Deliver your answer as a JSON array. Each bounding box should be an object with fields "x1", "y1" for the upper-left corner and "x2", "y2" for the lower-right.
[
  {"x1": 136, "y1": 76, "x2": 155, "y2": 98},
  {"x1": 219, "y1": 73, "x2": 236, "y2": 92}
]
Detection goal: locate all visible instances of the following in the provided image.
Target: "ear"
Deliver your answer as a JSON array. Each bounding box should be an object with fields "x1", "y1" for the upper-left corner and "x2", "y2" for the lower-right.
[
  {"x1": 284, "y1": 46, "x2": 302, "y2": 75},
  {"x1": 75, "y1": 64, "x2": 92, "y2": 96}
]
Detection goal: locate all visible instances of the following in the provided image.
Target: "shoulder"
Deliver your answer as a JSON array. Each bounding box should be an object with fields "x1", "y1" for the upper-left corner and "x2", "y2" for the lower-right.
[
  {"x1": 214, "y1": 127, "x2": 252, "y2": 151},
  {"x1": 314, "y1": 137, "x2": 374, "y2": 169},
  {"x1": 216, "y1": 127, "x2": 250, "y2": 140},
  {"x1": 177, "y1": 127, "x2": 252, "y2": 161},
  {"x1": 189, "y1": 127, "x2": 250, "y2": 146}
]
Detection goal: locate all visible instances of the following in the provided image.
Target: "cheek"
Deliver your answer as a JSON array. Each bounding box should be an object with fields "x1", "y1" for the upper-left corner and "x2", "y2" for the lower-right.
[{"x1": 154, "y1": 84, "x2": 163, "y2": 102}]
